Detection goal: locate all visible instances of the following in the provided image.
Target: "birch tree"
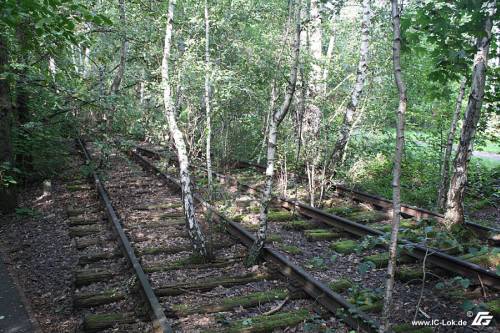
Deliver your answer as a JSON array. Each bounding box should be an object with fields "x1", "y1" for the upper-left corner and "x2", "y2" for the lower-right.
[
  {"x1": 204, "y1": 0, "x2": 213, "y2": 191},
  {"x1": 327, "y1": 0, "x2": 371, "y2": 173},
  {"x1": 246, "y1": 2, "x2": 302, "y2": 265},
  {"x1": 302, "y1": 0, "x2": 322, "y2": 207},
  {"x1": 380, "y1": 0, "x2": 407, "y2": 331},
  {"x1": 444, "y1": 1, "x2": 496, "y2": 228},
  {"x1": 437, "y1": 79, "x2": 466, "y2": 211},
  {"x1": 161, "y1": 0, "x2": 208, "y2": 258},
  {"x1": 109, "y1": 0, "x2": 127, "y2": 94}
]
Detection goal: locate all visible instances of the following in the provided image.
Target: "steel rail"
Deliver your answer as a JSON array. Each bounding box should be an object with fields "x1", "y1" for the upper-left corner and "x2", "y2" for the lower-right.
[
  {"x1": 77, "y1": 139, "x2": 172, "y2": 333},
  {"x1": 129, "y1": 148, "x2": 382, "y2": 333},
  {"x1": 133, "y1": 146, "x2": 500, "y2": 290},
  {"x1": 135, "y1": 146, "x2": 498, "y2": 235},
  {"x1": 234, "y1": 160, "x2": 499, "y2": 236}
]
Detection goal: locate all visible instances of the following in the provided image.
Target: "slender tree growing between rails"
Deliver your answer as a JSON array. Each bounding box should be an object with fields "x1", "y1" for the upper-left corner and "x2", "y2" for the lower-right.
[
  {"x1": 326, "y1": 0, "x2": 371, "y2": 176},
  {"x1": 109, "y1": 0, "x2": 127, "y2": 95},
  {"x1": 381, "y1": 1, "x2": 407, "y2": 331},
  {"x1": 245, "y1": 0, "x2": 302, "y2": 266},
  {"x1": 443, "y1": 0, "x2": 497, "y2": 229},
  {"x1": 204, "y1": 0, "x2": 213, "y2": 194},
  {"x1": 437, "y1": 78, "x2": 466, "y2": 212},
  {"x1": 161, "y1": 0, "x2": 208, "y2": 259}
]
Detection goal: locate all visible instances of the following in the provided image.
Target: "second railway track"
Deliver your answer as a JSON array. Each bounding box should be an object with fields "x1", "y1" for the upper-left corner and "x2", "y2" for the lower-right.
[{"x1": 131, "y1": 143, "x2": 500, "y2": 332}]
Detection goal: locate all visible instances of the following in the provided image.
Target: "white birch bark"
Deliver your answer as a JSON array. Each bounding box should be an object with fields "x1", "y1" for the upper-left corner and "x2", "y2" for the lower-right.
[
  {"x1": 161, "y1": 0, "x2": 207, "y2": 258},
  {"x1": 444, "y1": 2, "x2": 496, "y2": 228},
  {"x1": 437, "y1": 79, "x2": 466, "y2": 211},
  {"x1": 204, "y1": 0, "x2": 213, "y2": 190},
  {"x1": 83, "y1": 47, "x2": 90, "y2": 78},
  {"x1": 49, "y1": 57, "x2": 57, "y2": 81},
  {"x1": 110, "y1": 0, "x2": 127, "y2": 94},
  {"x1": 328, "y1": 0, "x2": 371, "y2": 173},
  {"x1": 322, "y1": 15, "x2": 336, "y2": 95},
  {"x1": 380, "y1": 1, "x2": 407, "y2": 331},
  {"x1": 246, "y1": 2, "x2": 302, "y2": 265}
]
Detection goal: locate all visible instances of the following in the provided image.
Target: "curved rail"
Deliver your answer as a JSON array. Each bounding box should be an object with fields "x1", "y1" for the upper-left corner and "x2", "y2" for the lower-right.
[
  {"x1": 129, "y1": 148, "x2": 382, "y2": 333},
  {"x1": 134, "y1": 146, "x2": 500, "y2": 291},
  {"x1": 77, "y1": 139, "x2": 172, "y2": 333},
  {"x1": 235, "y1": 160, "x2": 499, "y2": 236}
]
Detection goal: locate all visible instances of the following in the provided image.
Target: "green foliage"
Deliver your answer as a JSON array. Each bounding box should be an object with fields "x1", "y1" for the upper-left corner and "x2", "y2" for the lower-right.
[
  {"x1": 358, "y1": 261, "x2": 375, "y2": 276},
  {"x1": 0, "y1": 162, "x2": 20, "y2": 188},
  {"x1": 15, "y1": 207, "x2": 40, "y2": 218},
  {"x1": 306, "y1": 256, "x2": 327, "y2": 270}
]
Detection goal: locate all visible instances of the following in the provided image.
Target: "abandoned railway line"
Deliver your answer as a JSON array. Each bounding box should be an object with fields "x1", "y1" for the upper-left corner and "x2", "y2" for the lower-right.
[
  {"x1": 131, "y1": 143, "x2": 499, "y2": 332},
  {"x1": 70, "y1": 139, "x2": 388, "y2": 333},
  {"x1": 134, "y1": 145, "x2": 499, "y2": 281}
]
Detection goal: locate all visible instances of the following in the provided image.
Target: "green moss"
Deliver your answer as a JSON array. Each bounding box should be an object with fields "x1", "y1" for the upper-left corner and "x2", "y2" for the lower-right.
[
  {"x1": 328, "y1": 278, "x2": 353, "y2": 293},
  {"x1": 330, "y1": 239, "x2": 357, "y2": 254},
  {"x1": 395, "y1": 267, "x2": 423, "y2": 283},
  {"x1": 243, "y1": 224, "x2": 259, "y2": 231},
  {"x1": 346, "y1": 210, "x2": 387, "y2": 224},
  {"x1": 66, "y1": 184, "x2": 91, "y2": 192},
  {"x1": 171, "y1": 290, "x2": 288, "y2": 316},
  {"x1": 371, "y1": 223, "x2": 392, "y2": 232},
  {"x1": 325, "y1": 206, "x2": 361, "y2": 216},
  {"x1": 282, "y1": 220, "x2": 316, "y2": 230},
  {"x1": 348, "y1": 289, "x2": 382, "y2": 313},
  {"x1": 83, "y1": 312, "x2": 135, "y2": 332},
  {"x1": 363, "y1": 253, "x2": 389, "y2": 268},
  {"x1": 267, "y1": 210, "x2": 296, "y2": 222},
  {"x1": 363, "y1": 252, "x2": 414, "y2": 268},
  {"x1": 280, "y1": 245, "x2": 303, "y2": 255},
  {"x1": 266, "y1": 234, "x2": 283, "y2": 243},
  {"x1": 392, "y1": 323, "x2": 433, "y2": 333},
  {"x1": 304, "y1": 229, "x2": 342, "y2": 241},
  {"x1": 463, "y1": 252, "x2": 500, "y2": 267},
  {"x1": 358, "y1": 301, "x2": 382, "y2": 313},
  {"x1": 485, "y1": 299, "x2": 500, "y2": 320},
  {"x1": 400, "y1": 218, "x2": 419, "y2": 229},
  {"x1": 207, "y1": 309, "x2": 310, "y2": 333},
  {"x1": 248, "y1": 205, "x2": 261, "y2": 213},
  {"x1": 74, "y1": 290, "x2": 125, "y2": 308}
]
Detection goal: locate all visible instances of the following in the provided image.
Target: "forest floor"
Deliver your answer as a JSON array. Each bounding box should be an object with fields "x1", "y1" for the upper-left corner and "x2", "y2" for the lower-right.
[{"x1": 0, "y1": 179, "x2": 80, "y2": 332}]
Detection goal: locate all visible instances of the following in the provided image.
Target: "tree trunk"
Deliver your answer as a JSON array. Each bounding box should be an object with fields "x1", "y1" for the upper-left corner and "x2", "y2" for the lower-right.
[
  {"x1": 328, "y1": 0, "x2": 371, "y2": 173},
  {"x1": 257, "y1": 83, "x2": 276, "y2": 164},
  {"x1": 83, "y1": 47, "x2": 91, "y2": 78},
  {"x1": 301, "y1": 0, "x2": 322, "y2": 207},
  {"x1": 161, "y1": 0, "x2": 207, "y2": 258},
  {"x1": 309, "y1": 0, "x2": 322, "y2": 98},
  {"x1": 245, "y1": 2, "x2": 301, "y2": 266},
  {"x1": 110, "y1": 0, "x2": 127, "y2": 94},
  {"x1": 444, "y1": 4, "x2": 495, "y2": 229},
  {"x1": 204, "y1": 0, "x2": 213, "y2": 191},
  {"x1": 381, "y1": 1, "x2": 407, "y2": 331},
  {"x1": 0, "y1": 35, "x2": 16, "y2": 213},
  {"x1": 437, "y1": 79, "x2": 466, "y2": 211},
  {"x1": 322, "y1": 15, "x2": 336, "y2": 95}
]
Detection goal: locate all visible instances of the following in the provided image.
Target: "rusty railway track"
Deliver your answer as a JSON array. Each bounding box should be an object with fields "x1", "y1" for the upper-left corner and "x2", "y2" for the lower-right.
[
  {"x1": 134, "y1": 145, "x2": 500, "y2": 291},
  {"x1": 78, "y1": 139, "x2": 172, "y2": 333},
  {"x1": 234, "y1": 160, "x2": 499, "y2": 237},
  {"x1": 129, "y1": 147, "x2": 383, "y2": 333}
]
